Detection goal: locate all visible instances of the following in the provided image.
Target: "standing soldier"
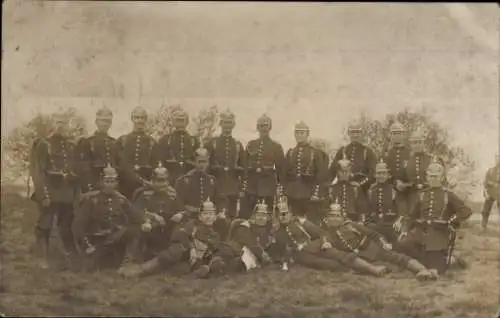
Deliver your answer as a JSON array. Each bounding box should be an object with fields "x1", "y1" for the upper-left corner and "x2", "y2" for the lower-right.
[
  {"x1": 153, "y1": 108, "x2": 200, "y2": 185},
  {"x1": 204, "y1": 109, "x2": 246, "y2": 219},
  {"x1": 241, "y1": 114, "x2": 285, "y2": 220},
  {"x1": 383, "y1": 121, "x2": 412, "y2": 215},
  {"x1": 75, "y1": 106, "x2": 116, "y2": 193},
  {"x1": 481, "y1": 155, "x2": 500, "y2": 229},
  {"x1": 73, "y1": 165, "x2": 147, "y2": 272},
  {"x1": 328, "y1": 156, "x2": 368, "y2": 223},
  {"x1": 115, "y1": 107, "x2": 156, "y2": 199},
  {"x1": 283, "y1": 121, "x2": 327, "y2": 220},
  {"x1": 30, "y1": 112, "x2": 79, "y2": 268},
  {"x1": 398, "y1": 159, "x2": 472, "y2": 275},
  {"x1": 328, "y1": 123, "x2": 377, "y2": 192},
  {"x1": 365, "y1": 159, "x2": 401, "y2": 244},
  {"x1": 132, "y1": 163, "x2": 184, "y2": 260}
]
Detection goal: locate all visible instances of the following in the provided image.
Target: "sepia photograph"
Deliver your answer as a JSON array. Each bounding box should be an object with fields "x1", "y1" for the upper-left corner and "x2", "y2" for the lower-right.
[{"x1": 1, "y1": 1, "x2": 499, "y2": 317}]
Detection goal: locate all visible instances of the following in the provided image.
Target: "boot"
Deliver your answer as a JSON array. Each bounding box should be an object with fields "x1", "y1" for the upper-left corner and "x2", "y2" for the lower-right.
[
  {"x1": 407, "y1": 259, "x2": 438, "y2": 281},
  {"x1": 350, "y1": 257, "x2": 389, "y2": 277},
  {"x1": 481, "y1": 215, "x2": 488, "y2": 230},
  {"x1": 118, "y1": 258, "x2": 161, "y2": 278},
  {"x1": 34, "y1": 228, "x2": 50, "y2": 269},
  {"x1": 191, "y1": 265, "x2": 210, "y2": 279}
]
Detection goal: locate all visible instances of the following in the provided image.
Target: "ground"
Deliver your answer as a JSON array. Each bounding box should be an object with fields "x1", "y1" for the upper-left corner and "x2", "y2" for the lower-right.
[{"x1": 1, "y1": 183, "x2": 499, "y2": 317}]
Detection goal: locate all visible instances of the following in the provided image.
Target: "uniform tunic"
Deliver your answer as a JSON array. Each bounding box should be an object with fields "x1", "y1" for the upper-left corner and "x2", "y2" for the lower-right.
[
  {"x1": 366, "y1": 181, "x2": 400, "y2": 241},
  {"x1": 328, "y1": 142, "x2": 377, "y2": 188},
  {"x1": 175, "y1": 169, "x2": 220, "y2": 216},
  {"x1": 329, "y1": 180, "x2": 367, "y2": 222}
]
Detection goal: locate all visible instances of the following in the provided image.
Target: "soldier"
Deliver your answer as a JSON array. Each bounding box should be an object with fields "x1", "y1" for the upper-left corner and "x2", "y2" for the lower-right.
[
  {"x1": 204, "y1": 109, "x2": 246, "y2": 219},
  {"x1": 398, "y1": 159, "x2": 472, "y2": 275},
  {"x1": 115, "y1": 107, "x2": 156, "y2": 199},
  {"x1": 30, "y1": 112, "x2": 79, "y2": 269},
  {"x1": 481, "y1": 154, "x2": 500, "y2": 229},
  {"x1": 328, "y1": 123, "x2": 377, "y2": 192},
  {"x1": 72, "y1": 165, "x2": 147, "y2": 272},
  {"x1": 132, "y1": 163, "x2": 184, "y2": 260},
  {"x1": 272, "y1": 197, "x2": 385, "y2": 275},
  {"x1": 322, "y1": 201, "x2": 437, "y2": 280},
  {"x1": 153, "y1": 108, "x2": 200, "y2": 185},
  {"x1": 241, "y1": 114, "x2": 285, "y2": 220},
  {"x1": 365, "y1": 159, "x2": 401, "y2": 243},
  {"x1": 75, "y1": 106, "x2": 116, "y2": 193},
  {"x1": 328, "y1": 155, "x2": 368, "y2": 223},
  {"x1": 118, "y1": 198, "x2": 229, "y2": 279},
  {"x1": 283, "y1": 121, "x2": 327, "y2": 220},
  {"x1": 383, "y1": 121, "x2": 412, "y2": 216},
  {"x1": 225, "y1": 200, "x2": 276, "y2": 271}
]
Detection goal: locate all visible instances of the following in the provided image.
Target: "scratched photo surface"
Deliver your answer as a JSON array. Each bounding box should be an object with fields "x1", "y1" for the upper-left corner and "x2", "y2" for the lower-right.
[{"x1": 1, "y1": 2, "x2": 499, "y2": 317}]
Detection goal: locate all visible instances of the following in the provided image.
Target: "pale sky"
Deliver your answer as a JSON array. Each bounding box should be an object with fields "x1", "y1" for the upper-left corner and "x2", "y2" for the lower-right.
[{"x1": 2, "y1": 2, "x2": 499, "y2": 199}]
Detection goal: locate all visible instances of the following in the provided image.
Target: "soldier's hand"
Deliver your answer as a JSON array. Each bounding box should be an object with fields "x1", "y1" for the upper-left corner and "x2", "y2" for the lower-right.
[
  {"x1": 310, "y1": 194, "x2": 320, "y2": 202},
  {"x1": 398, "y1": 231, "x2": 407, "y2": 242},
  {"x1": 170, "y1": 213, "x2": 184, "y2": 223},
  {"x1": 395, "y1": 180, "x2": 406, "y2": 191},
  {"x1": 41, "y1": 198, "x2": 51, "y2": 207},
  {"x1": 393, "y1": 217, "x2": 403, "y2": 233},
  {"x1": 383, "y1": 242, "x2": 393, "y2": 250},
  {"x1": 85, "y1": 245, "x2": 96, "y2": 255},
  {"x1": 321, "y1": 241, "x2": 332, "y2": 250},
  {"x1": 217, "y1": 210, "x2": 227, "y2": 219},
  {"x1": 281, "y1": 262, "x2": 289, "y2": 272},
  {"x1": 153, "y1": 214, "x2": 166, "y2": 226},
  {"x1": 141, "y1": 222, "x2": 152, "y2": 232}
]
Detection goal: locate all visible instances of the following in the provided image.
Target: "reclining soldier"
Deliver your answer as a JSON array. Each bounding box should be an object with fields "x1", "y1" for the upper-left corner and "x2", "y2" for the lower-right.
[
  {"x1": 118, "y1": 198, "x2": 229, "y2": 279},
  {"x1": 322, "y1": 200, "x2": 437, "y2": 280},
  {"x1": 398, "y1": 158, "x2": 472, "y2": 275},
  {"x1": 72, "y1": 165, "x2": 148, "y2": 272},
  {"x1": 132, "y1": 162, "x2": 184, "y2": 260}
]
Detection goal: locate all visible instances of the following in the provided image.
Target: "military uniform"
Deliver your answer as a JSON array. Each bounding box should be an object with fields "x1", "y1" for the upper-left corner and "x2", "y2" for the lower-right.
[
  {"x1": 241, "y1": 114, "x2": 285, "y2": 219},
  {"x1": 204, "y1": 110, "x2": 246, "y2": 218},
  {"x1": 31, "y1": 130, "x2": 79, "y2": 267},
  {"x1": 481, "y1": 163, "x2": 500, "y2": 228},
  {"x1": 72, "y1": 168, "x2": 144, "y2": 272},
  {"x1": 366, "y1": 181, "x2": 400, "y2": 242},
  {"x1": 153, "y1": 109, "x2": 200, "y2": 184},
  {"x1": 399, "y1": 181, "x2": 472, "y2": 274},
  {"x1": 75, "y1": 107, "x2": 116, "y2": 193},
  {"x1": 175, "y1": 169, "x2": 220, "y2": 217}
]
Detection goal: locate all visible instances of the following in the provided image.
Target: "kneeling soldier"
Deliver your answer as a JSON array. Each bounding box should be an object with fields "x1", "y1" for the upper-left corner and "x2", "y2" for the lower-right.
[
  {"x1": 133, "y1": 162, "x2": 184, "y2": 260},
  {"x1": 72, "y1": 165, "x2": 147, "y2": 272},
  {"x1": 324, "y1": 200, "x2": 437, "y2": 280},
  {"x1": 118, "y1": 198, "x2": 228, "y2": 279},
  {"x1": 398, "y1": 158, "x2": 472, "y2": 275}
]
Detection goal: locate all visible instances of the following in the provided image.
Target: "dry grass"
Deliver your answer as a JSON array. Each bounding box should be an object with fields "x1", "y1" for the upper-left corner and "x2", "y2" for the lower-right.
[{"x1": 1, "y1": 183, "x2": 499, "y2": 317}]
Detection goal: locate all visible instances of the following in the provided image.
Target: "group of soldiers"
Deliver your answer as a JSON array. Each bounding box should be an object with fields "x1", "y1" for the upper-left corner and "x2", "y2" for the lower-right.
[{"x1": 28, "y1": 106, "x2": 475, "y2": 281}]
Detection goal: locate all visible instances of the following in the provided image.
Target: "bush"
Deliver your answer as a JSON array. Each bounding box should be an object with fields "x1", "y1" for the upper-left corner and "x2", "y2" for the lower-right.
[
  {"x1": 2, "y1": 107, "x2": 88, "y2": 182},
  {"x1": 341, "y1": 108, "x2": 479, "y2": 199}
]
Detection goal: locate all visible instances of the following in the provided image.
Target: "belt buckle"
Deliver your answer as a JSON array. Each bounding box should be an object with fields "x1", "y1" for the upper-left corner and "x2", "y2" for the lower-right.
[
  {"x1": 223, "y1": 167, "x2": 229, "y2": 172},
  {"x1": 417, "y1": 184, "x2": 423, "y2": 190},
  {"x1": 134, "y1": 165, "x2": 140, "y2": 171},
  {"x1": 179, "y1": 161, "x2": 184, "y2": 167},
  {"x1": 256, "y1": 168, "x2": 262, "y2": 173}
]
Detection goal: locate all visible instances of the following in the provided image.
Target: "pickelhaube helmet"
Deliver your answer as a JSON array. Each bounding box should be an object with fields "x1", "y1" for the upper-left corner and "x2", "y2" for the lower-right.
[
  {"x1": 426, "y1": 156, "x2": 444, "y2": 175},
  {"x1": 257, "y1": 113, "x2": 272, "y2": 131},
  {"x1": 338, "y1": 153, "x2": 352, "y2": 171},
  {"x1": 390, "y1": 121, "x2": 405, "y2": 133},
  {"x1": 153, "y1": 162, "x2": 169, "y2": 181},
  {"x1": 254, "y1": 199, "x2": 270, "y2": 215},
  {"x1": 201, "y1": 197, "x2": 217, "y2": 213},
  {"x1": 103, "y1": 164, "x2": 118, "y2": 180},
  {"x1": 410, "y1": 127, "x2": 426, "y2": 141},
  {"x1": 375, "y1": 158, "x2": 389, "y2": 172},
  {"x1": 195, "y1": 147, "x2": 210, "y2": 160},
  {"x1": 131, "y1": 107, "x2": 147, "y2": 120},
  {"x1": 219, "y1": 109, "x2": 235, "y2": 127},
  {"x1": 96, "y1": 106, "x2": 113, "y2": 120},
  {"x1": 294, "y1": 120, "x2": 309, "y2": 132}
]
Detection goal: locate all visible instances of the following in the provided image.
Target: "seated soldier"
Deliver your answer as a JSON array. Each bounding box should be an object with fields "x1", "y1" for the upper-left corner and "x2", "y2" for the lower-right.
[
  {"x1": 72, "y1": 165, "x2": 150, "y2": 272},
  {"x1": 398, "y1": 158, "x2": 472, "y2": 275},
  {"x1": 118, "y1": 197, "x2": 228, "y2": 279},
  {"x1": 329, "y1": 154, "x2": 368, "y2": 223},
  {"x1": 225, "y1": 200, "x2": 277, "y2": 271},
  {"x1": 365, "y1": 159, "x2": 404, "y2": 244},
  {"x1": 323, "y1": 200, "x2": 438, "y2": 280},
  {"x1": 271, "y1": 197, "x2": 384, "y2": 275},
  {"x1": 132, "y1": 162, "x2": 185, "y2": 260}
]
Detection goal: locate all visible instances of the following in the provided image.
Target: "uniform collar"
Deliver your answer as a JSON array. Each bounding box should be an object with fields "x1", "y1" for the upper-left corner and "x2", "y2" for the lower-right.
[{"x1": 93, "y1": 131, "x2": 109, "y2": 137}]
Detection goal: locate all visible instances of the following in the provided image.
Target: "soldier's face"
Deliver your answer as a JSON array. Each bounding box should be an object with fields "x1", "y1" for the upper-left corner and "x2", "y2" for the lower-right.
[
  {"x1": 391, "y1": 132, "x2": 405, "y2": 144},
  {"x1": 132, "y1": 114, "x2": 147, "y2": 130},
  {"x1": 426, "y1": 172, "x2": 442, "y2": 188},
  {"x1": 279, "y1": 210, "x2": 292, "y2": 224},
  {"x1": 174, "y1": 118, "x2": 188, "y2": 130},
  {"x1": 410, "y1": 139, "x2": 425, "y2": 153},
  {"x1": 253, "y1": 213, "x2": 269, "y2": 226},
  {"x1": 294, "y1": 130, "x2": 309, "y2": 144},
  {"x1": 325, "y1": 214, "x2": 343, "y2": 227},
  {"x1": 375, "y1": 170, "x2": 389, "y2": 183},
  {"x1": 196, "y1": 158, "x2": 209, "y2": 171},
  {"x1": 199, "y1": 211, "x2": 216, "y2": 226},
  {"x1": 348, "y1": 130, "x2": 362, "y2": 143},
  {"x1": 220, "y1": 122, "x2": 234, "y2": 135},
  {"x1": 96, "y1": 118, "x2": 112, "y2": 133},
  {"x1": 102, "y1": 178, "x2": 117, "y2": 192},
  {"x1": 257, "y1": 123, "x2": 271, "y2": 134},
  {"x1": 54, "y1": 119, "x2": 68, "y2": 135}
]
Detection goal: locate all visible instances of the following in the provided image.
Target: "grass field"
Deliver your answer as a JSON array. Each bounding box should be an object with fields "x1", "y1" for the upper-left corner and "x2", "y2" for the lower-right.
[{"x1": 1, "y1": 183, "x2": 499, "y2": 317}]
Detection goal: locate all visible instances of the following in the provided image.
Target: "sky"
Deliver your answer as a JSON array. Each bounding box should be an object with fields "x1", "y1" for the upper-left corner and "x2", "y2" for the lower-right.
[{"x1": 2, "y1": 2, "x2": 498, "y2": 199}]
